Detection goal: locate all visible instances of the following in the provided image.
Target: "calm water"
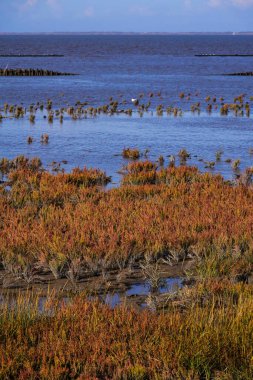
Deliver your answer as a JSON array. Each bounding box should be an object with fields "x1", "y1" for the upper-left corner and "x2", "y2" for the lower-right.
[
  {"x1": 0, "y1": 35, "x2": 253, "y2": 182},
  {"x1": 0, "y1": 277, "x2": 182, "y2": 310}
]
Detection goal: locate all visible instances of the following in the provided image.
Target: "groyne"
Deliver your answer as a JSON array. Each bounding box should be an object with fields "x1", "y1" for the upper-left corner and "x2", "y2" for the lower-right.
[{"x1": 0, "y1": 68, "x2": 77, "y2": 76}]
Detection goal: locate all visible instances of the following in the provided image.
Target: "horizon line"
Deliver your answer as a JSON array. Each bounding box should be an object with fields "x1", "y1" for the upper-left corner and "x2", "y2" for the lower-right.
[{"x1": 1, "y1": 31, "x2": 253, "y2": 35}]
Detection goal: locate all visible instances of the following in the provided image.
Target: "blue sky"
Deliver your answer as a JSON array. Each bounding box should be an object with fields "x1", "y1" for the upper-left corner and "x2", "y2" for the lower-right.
[{"x1": 1, "y1": 0, "x2": 253, "y2": 33}]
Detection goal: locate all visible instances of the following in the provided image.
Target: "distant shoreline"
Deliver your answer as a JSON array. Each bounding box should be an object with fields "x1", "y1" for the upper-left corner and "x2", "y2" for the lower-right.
[{"x1": 1, "y1": 32, "x2": 253, "y2": 36}]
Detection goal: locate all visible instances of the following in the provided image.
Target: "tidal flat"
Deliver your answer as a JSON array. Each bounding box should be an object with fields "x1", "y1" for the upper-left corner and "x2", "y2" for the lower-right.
[
  {"x1": 1, "y1": 156, "x2": 253, "y2": 378},
  {"x1": 1, "y1": 34, "x2": 253, "y2": 379},
  {"x1": 1, "y1": 99, "x2": 253, "y2": 379}
]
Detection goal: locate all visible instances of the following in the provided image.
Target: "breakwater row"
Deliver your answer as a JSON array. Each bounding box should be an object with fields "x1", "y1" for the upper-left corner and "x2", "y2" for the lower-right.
[
  {"x1": 0, "y1": 54, "x2": 64, "y2": 57},
  {"x1": 0, "y1": 68, "x2": 77, "y2": 76},
  {"x1": 226, "y1": 72, "x2": 253, "y2": 76}
]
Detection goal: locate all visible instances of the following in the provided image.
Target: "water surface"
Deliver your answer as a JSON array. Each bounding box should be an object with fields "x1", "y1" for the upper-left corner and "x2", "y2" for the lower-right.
[{"x1": 1, "y1": 35, "x2": 253, "y2": 181}]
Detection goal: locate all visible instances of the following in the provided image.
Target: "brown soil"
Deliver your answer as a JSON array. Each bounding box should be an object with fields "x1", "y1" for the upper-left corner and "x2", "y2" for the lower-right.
[{"x1": 0, "y1": 260, "x2": 195, "y2": 308}]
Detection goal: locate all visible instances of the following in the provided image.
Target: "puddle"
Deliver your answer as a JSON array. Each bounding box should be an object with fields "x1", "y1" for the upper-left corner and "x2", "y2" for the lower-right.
[
  {"x1": 101, "y1": 277, "x2": 183, "y2": 308},
  {"x1": 160, "y1": 277, "x2": 183, "y2": 293},
  {"x1": 0, "y1": 277, "x2": 184, "y2": 311},
  {"x1": 126, "y1": 277, "x2": 182, "y2": 297},
  {"x1": 102, "y1": 293, "x2": 122, "y2": 308},
  {"x1": 126, "y1": 283, "x2": 150, "y2": 296}
]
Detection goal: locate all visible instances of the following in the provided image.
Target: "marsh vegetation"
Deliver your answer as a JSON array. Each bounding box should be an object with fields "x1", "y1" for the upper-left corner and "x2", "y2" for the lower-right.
[
  {"x1": 0, "y1": 91, "x2": 252, "y2": 124},
  {"x1": 1, "y1": 91, "x2": 253, "y2": 379},
  {"x1": 1, "y1": 156, "x2": 253, "y2": 377}
]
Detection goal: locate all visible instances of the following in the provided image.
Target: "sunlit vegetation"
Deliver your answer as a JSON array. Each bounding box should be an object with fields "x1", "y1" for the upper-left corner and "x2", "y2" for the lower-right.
[
  {"x1": 1, "y1": 77, "x2": 253, "y2": 379},
  {"x1": 29, "y1": 113, "x2": 35, "y2": 123},
  {"x1": 0, "y1": 155, "x2": 42, "y2": 174},
  {"x1": 0, "y1": 157, "x2": 253, "y2": 286},
  {"x1": 122, "y1": 147, "x2": 140, "y2": 160},
  {"x1": 40, "y1": 134, "x2": 49, "y2": 144},
  {"x1": 158, "y1": 155, "x2": 165, "y2": 166},
  {"x1": 0, "y1": 92, "x2": 252, "y2": 124},
  {"x1": 232, "y1": 159, "x2": 241, "y2": 171},
  {"x1": 0, "y1": 283, "x2": 253, "y2": 379},
  {"x1": 204, "y1": 161, "x2": 215, "y2": 169},
  {"x1": 215, "y1": 150, "x2": 223, "y2": 161},
  {"x1": 178, "y1": 149, "x2": 191, "y2": 164},
  {"x1": 0, "y1": 155, "x2": 253, "y2": 377}
]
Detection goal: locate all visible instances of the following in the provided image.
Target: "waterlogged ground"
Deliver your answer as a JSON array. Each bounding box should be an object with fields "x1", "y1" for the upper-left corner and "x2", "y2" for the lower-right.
[
  {"x1": 0, "y1": 261, "x2": 186, "y2": 310},
  {"x1": 1, "y1": 111, "x2": 253, "y2": 185},
  {"x1": 1, "y1": 35, "x2": 253, "y2": 309}
]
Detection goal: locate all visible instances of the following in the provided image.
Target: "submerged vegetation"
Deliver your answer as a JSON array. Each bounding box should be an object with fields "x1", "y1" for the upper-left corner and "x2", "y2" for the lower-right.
[
  {"x1": 40, "y1": 133, "x2": 49, "y2": 144},
  {"x1": 122, "y1": 147, "x2": 141, "y2": 159},
  {"x1": 0, "y1": 91, "x2": 252, "y2": 125}
]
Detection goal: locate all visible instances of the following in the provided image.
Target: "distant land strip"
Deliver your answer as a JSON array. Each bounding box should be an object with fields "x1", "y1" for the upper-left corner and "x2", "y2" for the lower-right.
[
  {"x1": 0, "y1": 68, "x2": 77, "y2": 76},
  {"x1": 1, "y1": 32, "x2": 253, "y2": 35},
  {"x1": 196, "y1": 54, "x2": 253, "y2": 57},
  {"x1": 0, "y1": 54, "x2": 64, "y2": 57}
]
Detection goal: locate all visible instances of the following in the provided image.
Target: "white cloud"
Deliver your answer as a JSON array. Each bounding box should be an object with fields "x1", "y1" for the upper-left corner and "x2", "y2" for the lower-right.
[
  {"x1": 19, "y1": 0, "x2": 37, "y2": 11},
  {"x1": 128, "y1": 5, "x2": 154, "y2": 16},
  {"x1": 25, "y1": 0, "x2": 37, "y2": 6},
  {"x1": 208, "y1": 0, "x2": 222, "y2": 7},
  {"x1": 46, "y1": 0, "x2": 61, "y2": 12},
  {"x1": 232, "y1": 0, "x2": 253, "y2": 7},
  {"x1": 208, "y1": 0, "x2": 253, "y2": 7},
  {"x1": 184, "y1": 0, "x2": 194, "y2": 7},
  {"x1": 183, "y1": 0, "x2": 253, "y2": 8},
  {"x1": 19, "y1": 0, "x2": 61, "y2": 12},
  {"x1": 83, "y1": 6, "x2": 94, "y2": 17}
]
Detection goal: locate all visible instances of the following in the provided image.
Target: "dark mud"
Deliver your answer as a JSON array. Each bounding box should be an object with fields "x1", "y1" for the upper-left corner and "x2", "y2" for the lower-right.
[{"x1": 0, "y1": 260, "x2": 195, "y2": 309}]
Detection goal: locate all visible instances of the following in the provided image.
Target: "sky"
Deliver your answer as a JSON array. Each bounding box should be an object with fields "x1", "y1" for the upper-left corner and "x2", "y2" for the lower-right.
[{"x1": 0, "y1": 0, "x2": 253, "y2": 33}]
